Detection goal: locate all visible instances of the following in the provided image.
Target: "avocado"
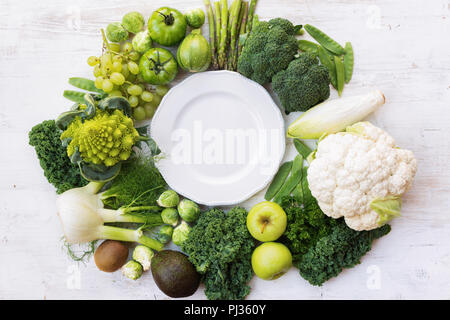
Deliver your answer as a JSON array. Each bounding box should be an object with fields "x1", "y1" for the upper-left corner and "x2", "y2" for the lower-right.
[{"x1": 151, "y1": 250, "x2": 200, "y2": 298}]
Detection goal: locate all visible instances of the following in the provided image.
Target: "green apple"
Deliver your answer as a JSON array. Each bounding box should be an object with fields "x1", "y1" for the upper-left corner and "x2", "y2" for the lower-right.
[
  {"x1": 246, "y1": 201, "x2": 287, "y2": 242},
  {"x1": 251, "y1": 242, "x2": 292, "y2": 280}
]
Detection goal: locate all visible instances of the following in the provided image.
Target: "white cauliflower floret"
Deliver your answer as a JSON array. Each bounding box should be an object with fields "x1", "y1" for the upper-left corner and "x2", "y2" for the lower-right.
[{"x1": 307, "y1": 121, "x2": 417, "y2": 231}]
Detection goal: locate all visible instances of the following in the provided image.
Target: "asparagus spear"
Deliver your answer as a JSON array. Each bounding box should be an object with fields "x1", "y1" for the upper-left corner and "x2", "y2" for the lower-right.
[
  {"x1": 218, "y1": 0, "x2": 229, "y2": 69},
  {"x1": 204, "y1": 0, "x2": 217, "y2": 70},
  {"x1": 214, "y1": 1, "x2": 221, "y2": 54},
  {"x1": 236, "y1": 1, "x2": 248, "y2": 67},
  {"x1": 246, "y1": 0, "x2": 257, "y2": 34},
  {"x1": 228, "y1": 0, "x2": 243, "y2": 70}
]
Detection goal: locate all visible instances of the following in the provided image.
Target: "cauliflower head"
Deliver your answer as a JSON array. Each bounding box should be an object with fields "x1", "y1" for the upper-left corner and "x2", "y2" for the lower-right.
[
  {"x1": 307, "y1": 121, "x2": 417, "y2": 231},
  {"x1": 61, "y1": 109, "x2": 139, "y2": 167}
]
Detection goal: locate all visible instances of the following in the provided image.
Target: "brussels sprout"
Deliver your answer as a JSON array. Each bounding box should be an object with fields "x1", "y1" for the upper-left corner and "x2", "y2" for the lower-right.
[
  {"x1": 177, "y1": 199, "x2": 200, "y2": 223},
  {"x1": 161, "y1": 208, "x2": 179, "y2": 226},
  {"x1": 132, "y1": 245, "x2": 154, "y2": 271},
  {"x1": 184, "y1": 8, "x2": 205, "y2": 29},
  {"x1": 172, "y1": 221, "x2": 191, "y2": 246},
  {"x1": 122, "y1": 11, "x2": 145, "y2": 33},
  {"x1": 132, "y1": 30, "x2": 152, "y2": 53},
  {"x1": 106, "y1": 22, "x2": 129, "y2": 43},
  {"x1": 157, "y1": 190, "x2": 180, "y2": 208},
  {"x1": 157, "y1": 225, "x2": 174, "y2": 244},
  {"x1": 122, "y1": 260, "x2": 143, "y2": 280}
]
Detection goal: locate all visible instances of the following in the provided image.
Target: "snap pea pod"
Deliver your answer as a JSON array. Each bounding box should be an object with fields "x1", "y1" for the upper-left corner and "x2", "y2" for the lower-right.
[
  {"x1": 318, "y1": 46, "x2": 337, "y2": 89},
  {"x1": 63, "y1": 90, "x2": 88, "y2": 103},
  {"x1": 68, "y1": 77, "x2": 104, "y2": 94},
  {"x1": 343, "y1": 42, "x2": 354, "y2": 83},
  {"x1": 264, "y1": 161, "x2": 293, "y2": 201},
  {"x1": 334, "y1": 55, "x2": 345, "y2": 96},
  {"x1": 298, "y1": 40, "x2": 320, "y2": 56},
  {"x1": 292, "y1": 167, "x2": 308, "y2": 203},
  {"x1": 293, "y1": 139, "x2": 313, "y2": 159},
  {"x1": 304, "y1": 24, "x2": 345, "y2": 56},
  {"x1": 273, "y1": 155, "x2": 303, "y2": 204}
]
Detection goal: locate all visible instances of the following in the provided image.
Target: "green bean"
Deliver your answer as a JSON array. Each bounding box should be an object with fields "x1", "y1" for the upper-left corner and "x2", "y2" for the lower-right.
[
  {"x1": 63, "y1": 90, "x2": 87, "y2": 103},
  {"x1": 334, "y1": 55, "x2": 345, "y2": 96},
  {"x1": 343, "y1": 42, "x2": 354, "y2": 84},
  {"x1": 68, "y1": 77, "x2": 103, "y2": 93},
  {"x1": 273, "y1": 155, "x2": 303, "y2": 204},
  {"x1": 298, "y1": 40, "x2": 320, "y2": 56},
  {"x1": 304, "y1": 24, "x2": 345, "y2": 56},
  {"x1": 293, "y1": 139, "x2": 313, "y2": 159},
  {"x1": 264, "y1": 161, "x2": 293, "y2": 201},
  {"x1": 318, "y1": 46, "x2": 337, "y2": 89}
]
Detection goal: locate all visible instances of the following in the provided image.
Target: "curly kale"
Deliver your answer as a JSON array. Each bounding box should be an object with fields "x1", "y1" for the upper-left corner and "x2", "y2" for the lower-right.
[
  {"x1": 29, "y1": 120, "x2": 87, "y2": 194},
  {"x1": 181, "y1": 207, "x2": 255, "y2": 300},
  {"x1": 297, "y1": 220, "x2": 391, "y2": 286},
  {"x1": 237, "y1": 18, "x2": 299, "y2": 85},
  {"x1": 272, "y1": 52, "x2": 330, "y2": 114}
]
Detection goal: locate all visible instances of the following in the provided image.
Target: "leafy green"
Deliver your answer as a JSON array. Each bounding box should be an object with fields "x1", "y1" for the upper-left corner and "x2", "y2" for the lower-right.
[
  {"x1": 182, "y1": 207, "x2": 256, "y2": 300},
  {"x1": 29, "y1": 120, "x2": 88, "y2": 194},
  {"x1": 297, "y1": 220, "x2": 391, "y2": 286}
]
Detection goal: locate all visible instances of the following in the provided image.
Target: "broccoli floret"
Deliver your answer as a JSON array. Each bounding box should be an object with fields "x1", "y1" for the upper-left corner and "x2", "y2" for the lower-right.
[
  {"x1": 29, "y1": 120, "x2": 87, "y2": 194},
  {"x1": 272, "y1": 52, "x2": 331, "y2": 114},
  {"x1": 237, "y1": 18, "x2": 299, "y2": 85}
]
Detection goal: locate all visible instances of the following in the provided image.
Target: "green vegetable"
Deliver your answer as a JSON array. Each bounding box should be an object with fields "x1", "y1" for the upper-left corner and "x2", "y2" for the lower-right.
[
  {"x1": 161, "y1": 208, "x2": 179, "y2": 226},
  {"x1": 172, "y1": 221, "x2": 191, "y2": 246},
  {"x1": 204, "y1": 0, "x2": 218, "y2": 69},
  {"x1": 304, "y1": 24, "x2": 345, "y2": 56},
  {"x1": 246, "y1": 0, "x2": 258, "y2": 34},
  {"x1": 148, "y1": 7, "x2": 187, "y2": 46},
  {"x1": 122, "y1": 12, "x2": 145, "y2": 33},
  {"x1": 272, "y1": 52, "x2": 330, "y2": 114},
  {"x1": 63, "y1": 77, "x2": 106, "y2": 103},
  {"x1": 298, "y1": 40, "x2": 320, "y2": 56},
  {"x1": 317, "y1": 46, "x2": 337, "y2": 89},
  {"x1": 177, "y1": 29, "x2": 212, "y2": 72},
  {"x1": 334, "y1": 55, "x2": 345, "y2": 96},
  {"x1": 293, "y1": 139, "x2": 313, "y2": 159},
  {"x1": 182, "y1": 207, "x2": 255, "y2": 300},
  {"x1": 177, "y1": 199, "x2": 200, "y2": 223},
  {"x1": 264, "y1": 161, "x2": 293, "y2": 201},
  {"x1": 344, "y1": 41, "x2": 354, "y2": 83},
  {"x1": 370, "y1": 196, "x2": 402, "y2": 226},
  {"x1": 132, "y1": 245, "x2": 154, "y2": 271},
  {"x1": 226, "y1": 0, "x2": 242, "y2": 70},
  {"x1": 68, "y1": 77, "x2": 104, "y2": 94},
  {"x1": 237, "y1": 1, "x2": 248, "y2": 57},
  {"x1": 157, "y1": 225, "x2": 174, "y2": 244},
  {"x1": 297, "y1": 220, "x2": 391, "y2": 286},
  {"x1": 122, "y1": 260, "x2": 143, "y2": 280},
  {"x1": 106, "y1": 22, "x2": 129, "y2": 43},
  {"x1": 157, "y1": 190, "x2": 180, "y2": 208},
  {"x1": 185, "y1": 8, "x2": 206, "y2": 28},
  {"x1": 139, "y1": 47, "x2": 178, "y2": 85},
  {"x1": 132, "y1": 30, "x2": 153, "y2": 53},
  {"x1": 217, "y1": 0, "x2": 229, "y2": 69},
  {"x1": 237, "y1": 18, "x2": 299, "y2": 84},
  {"x1": 29, "y1": 120, "x2": 88, "y2": 194},
  {"x1": 273, "y1": 155, "x2": 303, "y2": 204}
]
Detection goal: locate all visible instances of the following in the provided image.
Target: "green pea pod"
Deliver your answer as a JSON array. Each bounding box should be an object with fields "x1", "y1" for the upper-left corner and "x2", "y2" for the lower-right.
[
  {"x1": 293, "y1": 139, "x2": 313, "y2": 159},
  {"x1": 68, "y1": 77, "x2": 104, "y2": 94},
  {"x1": 318, "y1": 46, "x2": 337, "y2": 89},
  {"x1": 298, "y1": 40, "x2": 320, "y2": 56},
  {"x1": 334, "y1": 56, "x2": 345, "y2": 96},
  {"x1": 344, "y1": 42, "x2": 354, "y2": 84},
  {"x1": 63, "y1": 90, "x2": 87, "y2": 104},
  {"x1": 264, "y1": 161, "x2": 293, "y2": 201},
  {"x1": 304, "y1": 24, "x2": 345, "y2": 56},
  {"x1": 273, "y1": 155, "x2": 303, "y2": 204}
]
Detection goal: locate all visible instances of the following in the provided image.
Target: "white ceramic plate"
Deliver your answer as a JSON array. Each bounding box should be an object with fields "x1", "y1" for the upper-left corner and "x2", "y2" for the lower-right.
[{"x1": 151, "y1": 71, "x2": 285, "y2": 206}]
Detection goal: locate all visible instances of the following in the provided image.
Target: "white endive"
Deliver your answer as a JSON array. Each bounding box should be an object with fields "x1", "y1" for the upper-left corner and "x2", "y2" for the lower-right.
[{"x1": 56, "y1": 182, "x2": 163, "y2": 251}]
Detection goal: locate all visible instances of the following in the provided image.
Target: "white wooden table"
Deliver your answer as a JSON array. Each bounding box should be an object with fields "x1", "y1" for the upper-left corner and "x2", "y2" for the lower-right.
[{"x1": 1, "y1": 0, "x2": 449, "y2": 300}]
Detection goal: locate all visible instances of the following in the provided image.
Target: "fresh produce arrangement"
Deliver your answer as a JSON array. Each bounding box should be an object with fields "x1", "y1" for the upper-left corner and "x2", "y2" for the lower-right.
[{"x1": 28, "y1": 0, "x2": 417, "y2": 300}]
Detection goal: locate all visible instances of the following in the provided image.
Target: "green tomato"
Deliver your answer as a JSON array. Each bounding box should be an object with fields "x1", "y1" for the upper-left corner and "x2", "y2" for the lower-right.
[
  {"x1": 184, "y1": 8, "x2": 205, "y2": 28},
  {"x1": 148, "y1": 7, "x2": 187, "y2": 46},
  {"x1": 132, "y1": 30, "x2": 153, "y2": 53},
  {"x1": 139, "y1": 48, "x2": 178, "y2": 85},
  {"x1": 177, "y1": 199, "x2": 200, "y2": 223},
  {"x1": 122, "y1": 11, "x2": 145, "y2": 33},
  {"x1": 106, "y1": 22, "x2": 129, "y2": 43}
]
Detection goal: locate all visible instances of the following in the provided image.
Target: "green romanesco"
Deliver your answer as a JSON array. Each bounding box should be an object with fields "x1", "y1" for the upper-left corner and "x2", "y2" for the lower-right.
[
  {"x1": 237, "y1": 18, "x2": 299, "y2": 85},
  {"x1": 61, "y1": 109, "x2": 139, "y2": 167},
  {"x1": 272, "y1": 52, "x2": 330, "y2": 114},
  {"x1": 29, "y1": 120, "x2": 88, "y2": 194}
]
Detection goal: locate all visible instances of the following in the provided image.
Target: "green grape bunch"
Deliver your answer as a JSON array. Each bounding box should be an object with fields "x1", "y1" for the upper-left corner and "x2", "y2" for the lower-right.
[{"x1": 86, "y1": 28, "x2": 170, "y2": 121}]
